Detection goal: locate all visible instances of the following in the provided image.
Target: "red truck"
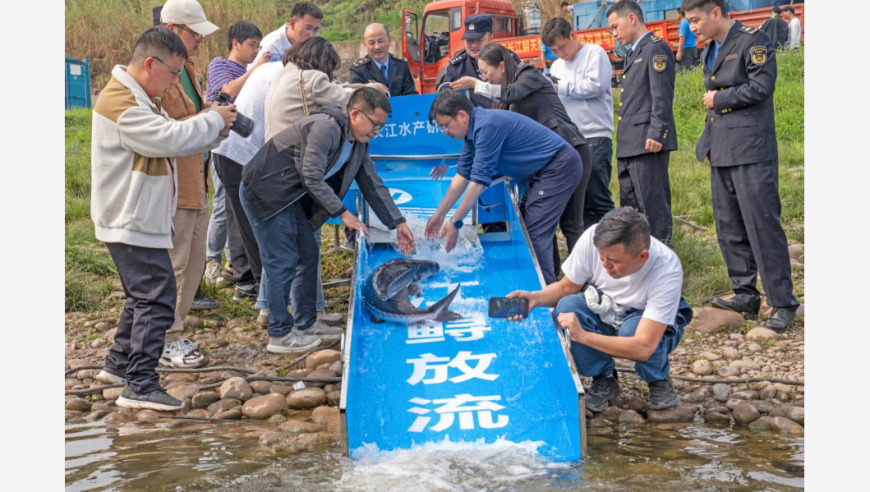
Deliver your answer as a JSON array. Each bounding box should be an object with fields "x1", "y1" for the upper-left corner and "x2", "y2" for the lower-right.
[{"x1": 401, "y1": 0, "x2": 804, "y2": 92}]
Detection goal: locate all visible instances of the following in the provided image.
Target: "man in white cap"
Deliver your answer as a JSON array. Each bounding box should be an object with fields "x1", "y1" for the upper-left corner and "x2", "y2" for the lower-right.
[{"x1": 156, "y1": 0, "x2": 221, "y2": 369}]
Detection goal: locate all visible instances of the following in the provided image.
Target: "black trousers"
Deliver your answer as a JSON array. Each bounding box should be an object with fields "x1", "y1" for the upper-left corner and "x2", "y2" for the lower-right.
[
  {"x1": 213, "y1": 153, "x2": 260, "y2": 286},
  {"x1": 552, "y1": 143, "x2": 593, "y2": 269},
  {"x1": 617, "y1": 151, "x2": 673, "y2": 243},
  {"x1": 680, "y1": 46, "x2": 699, "y2": 71},
  {"x1": 711, "y1": 161, "x2": 799, "y2": 309},
  {"x1": 104, "y1": 243, "x2": 176, "y2": 394}
]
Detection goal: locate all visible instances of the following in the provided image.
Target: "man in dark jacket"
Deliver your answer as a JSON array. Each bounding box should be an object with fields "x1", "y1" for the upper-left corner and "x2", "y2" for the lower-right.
[
  {"x1": 759, "y1": 6, "x2": 789, "y2": 50},
  {"x1": 240, "y1": 87, "x2": 416, "y2": 353},
  {"x1": 607, "y1": 1, "x2": 678, "y2": 244},
  {"x1": 350, "y1": 23, "x2": 418, "y2": 96},
  {"x1": 682, "y1": 0, "x2": 799, "y2": 332}
]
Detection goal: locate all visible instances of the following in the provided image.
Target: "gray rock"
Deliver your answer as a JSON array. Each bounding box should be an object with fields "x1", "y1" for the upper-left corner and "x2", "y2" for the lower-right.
[
  {"x1": 725, "y1": 399, "x2": 743, "y2": 411},
  {"x1": 746, "y1": 343, "x2": 764, "y2": 354},
  {"x1": 207, "y1": 398, "x2": 242, "y2": 415},
  {"x1": 730, "y1": 390, "x2": 759, "y2": 400},
  {"x1": 647, "y1": 404, "x2": 695, "y2": 423},
  {"x1": 65, "y1": 397, "x2": 92, "y2": 412},
  {"x1": 712, "y1": 383, "x2": 731, "y2": 402},
  {"x1": 598, "y1": 406, "x2": 623, "y2": 423},
  {"x1": 242, "y1": 393, "x2": 288, "y2": 419},
  {"x1": 587, "y1": 425, "x2": 614, "y2": 436},
  {"x1": 102, "y1": 387, "x2": 123, "y2": 400},
  {"x1": 191, "y1": 391, "x2": 221, "y2": 408},
  {"x1": 795, "y1": 304, "x2": 804, "y2": 318},
  {"x1": 746, "y1": 327, "x2": 778, "y2": 342},
  {"x1": 729, "y1": 359, "x2": 762, "y2": 372},
  {"x1": 732, "y1": 402, "x2": 761, "y2": 425},
  {"x1": 219, "y1": 377, "x2": 253, "y2": 401},
  {"x1": 729, "y1": 333, "x2": 746, "y2": 341},
  {"x1": 705, "y1": 411, "x2": 732, "y2": 425},
  {"x1": 691, "y1": 360, "x2": 713, "y2": 376},
  {"x1": 166, "y1": 382, "x2": 200, "y2": 401},
  {"x1": 186, "y1": 409, "x2": 209, "y2": 419},
  {"x1": 102, "y1": 411, "x2": 131, "y2": 425},
  {"x1": 250, "y1": 381, "x2": 273, "y2": 395},
  {"x1": 770, "y1": 417, "x2": 804, "y2": 435},
  {"x1": 751, "y1": 401, "x2": 775, "y2": 414},
  {"x1": 716, "y1": 367, "x2": 741, "y2": 378},
  {"x1": 759, "y1": 384, "x2": 777, "y2": 400},
  {"x1": 90, "y1": 338, "x2": 107, "y2": 348},
  {"x1": 305, "y1": 349, "x2": 341, "y2": 370},
  {"x1": 787, "y1": 406, "x2": 804, "y2": 425},
  {"x1": 622, "y1": 394, "x2": 648, "y2": 413},
  {"x1": 86, "y1": 410, "x2": 111, "y2": 422},
  {"x1": 698, "y1": 351, "x2": 719, "y2": 361},
  {"x1": 305, "y1": 369, "x2": 338, "y2": 388},
  {"x1": 722, "y1": 347, "x2": 741, "y2": 360},
  {"x1": 135, "y1": 409, "x2": 167, "y2": 422},
  {"x1": 270, "y1": 383, "x2": 294, "y2": 396},
  {"x1": 749, "y1": 416, "x2": 773, "y2": 430},
  {"x1": 618, "y1": 410, "x2": 646, "y2": 425},
  {"x1": 105, "y1": 328, "x2": 117, "y2": 342},
  {"x1": 279, "y1": 420, "x2": 324, "y2": 434},
  {"x1": 286, "y1": 388, "x2": 327, "y2": 410},
  {"x1": 213, "y1": 408, "x2": 242, "y2": 420},
  {"x1": 92, "y1": 402, "x2": 112, "y2": 412},
  {"x1": 788, "y1": 243, "x2": 803, "y2": 259},
  {"x1": 684, "y1": 387, "x2": 711, "y2": 403},
  {"x1": 94, "y1": 322, "x2": 111, "y2": 332},
  {"x1": 328, "y1": 360, "x2": 343, "y2": 374},
  {"x1": 326, "y1": 391, "x2": 341, "y2": 406},
  {"x1": 269, "y1": 414, "x2": 288, "y2": 426},
  {"x1": 687, "y1": 307, "x2": 747, "y2": 335}
]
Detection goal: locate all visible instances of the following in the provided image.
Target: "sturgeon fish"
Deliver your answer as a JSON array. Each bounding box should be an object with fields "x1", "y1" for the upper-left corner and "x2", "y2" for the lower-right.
[{"x1": 363, "y1": 258, "x2": 462, "y2": 324}]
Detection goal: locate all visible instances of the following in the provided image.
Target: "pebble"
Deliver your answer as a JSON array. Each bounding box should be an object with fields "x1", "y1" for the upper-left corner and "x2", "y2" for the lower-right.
[
  {"x1": 269, "y1": 383, "x2": 294, "y2": 396},
  {"x1": 618, "y1": 410, "x2": 646, "y2": 425},
  {"x1": 164, "y1": 373, "x2": 197, "y2": 383},
  {"x1": 684, "y1": 387, "x2": 711, "y2": 402},
  {"x1": 186, "y1": 409, "x2": 209, "y2": 419},
  {"x1": 65, "y1": 398, "x2": 92, "y2": 412},
  {"x1": 90, "y1": 338, "x2": 107, "y2": 348},
  {"x1": 305, "y1": 349, "x2": 341, "y2": 370},
  {"x1": 102, "y1": 387, "x2": 123, "y2": 400},
  {"x1": 770, "y1": 417, "x2": 804, "y2": 435},
  {"x1": 166, "y1": 382, "x2": 200, "y2": 401},
  {"x1": 729, "y1": 359, "x2": 762, "y2": 372},
  {"x1": 103, "y1": 412, "x2": 130, "y2": 425},
  {"x1": 250, "y1": 381, "x2": 273, "y2": 395},
  {"x1": 691, "y1": 360, "x2": 713, "y2": 376},
  {"x1": 329, "y1": 360, "x2": 343, "y2": 374},
  {"x1": 732, "y1": 402, "x2": 761, "y2": 425},
  {"x1": 730, "y1": 390, "x2": 758, "y2": 400},
  {"x1": 716, "y1": 366, "x2": 740, "y2": 378},
  {"x1": 191, "y1": 391, "x2": 221, "y2": 408},
  {"x1": 286, "y1": 388, "x2": 327, "y2": 409},
  {"x1": 94, "y1": 322, "x2": 111, "y2": 332},
  {"x1": 698, "y1": 351, "x2": 719, "y2": 361},
  {"x1": 746, "y1": 327, "x2": 778, "y2": 342},
  {"x1": 705, "y1": 411, "x2": 732, "y2": 425},
  {"x1": 208, "y1": 398, "x2": 242, "y2": 415},
  {"x1": 135, "y1": 409, "x2": 166, "y2": 423},
  {"x1": 722, "y1": 347, "x2": 741, "y2": 360},
  {"x1": 687, "y1": 308, "x2": 747, "y2": 335},
  {"x1": 105, "y1": 328, "x2": 117, "y2": 342},
  {"x1": 326, "y1": 391, "x2": 341, "y2": 406},
  {"x1": 305, "y1": 369, "x2": 338, "y2": 388},
  {"x1": 86, "y1": 410, "x2": 111, "y2": 422},
  {"x1": 746, "y1": 343, "x2": 763, "y2": 354},
  {"x1": 213, "y1": 408, "x2": 242, "y2": 420},
  {"x1": 219, "y1": 377, "x2": 253, "y2": 401},
  {"x1": 242, "y1": 393, "x2": 288, "y2": 419},
  {"x1": 647, "y1": 404, "x2": 695, "y2": 423},
  {"x1": 622, "y1": 394, "x2": 648, "y2": 413},
  {"x1": 269, "y1": 414, "x2": 288, "y2": 426},
  {"x1": 279, "y1": 420, "x2": 323, "y2": 434},
  {"x1": 312, "y1": 405, "x2": 340, "y2": 431},
  {"x1": 712, "y1": 383, "x2": 731, "y2": 402}
]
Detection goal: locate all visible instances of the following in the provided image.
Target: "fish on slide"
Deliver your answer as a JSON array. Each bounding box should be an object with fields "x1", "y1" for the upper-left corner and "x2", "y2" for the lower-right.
[{"x1": 363, "y1": 258, "x2": 462, "y2": 324}]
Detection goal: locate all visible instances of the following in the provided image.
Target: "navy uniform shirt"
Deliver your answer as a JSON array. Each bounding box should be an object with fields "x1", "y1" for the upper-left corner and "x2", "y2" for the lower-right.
[
  {"x1": 456, "y1": 107, "x2": 569, "y2": 186},
  {"x1": 696, "y1": 22, "x2": 777, "y2": 167},
  {"x1": 443, "y1": 49, "x2": 521, "y2": 108},
  {"x1": 616, "y1": 32, "x2": 678, "y2": 158},
  {"x1": 349, "y1": 53, "x2": 418, "y2": 96}
]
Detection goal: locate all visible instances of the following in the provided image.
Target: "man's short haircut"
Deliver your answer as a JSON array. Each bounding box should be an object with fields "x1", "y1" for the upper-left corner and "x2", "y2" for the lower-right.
[
  {"x1": 541, "y1": 17, "x2": 573, "y2": 47},
  {"x1": 130, "y1": 26, "x2": 188, "y2": 65},
  {"x1": 560, "y1": 1, "x2": 570, "y2": 7},
  {"x1": 771, "y1": 6, "x2": 782, "y2": 15},
  {"x1": 291, "y1": 1, "x2": 324, "y2": 20},
  {"x1": 606, "y1": 1, "x2": 645, "y2": 24},
  {"x1": 348, "y1": 86, "x2": 392, "y2": 114},
  {"x1": 680, "y1": 0, "x2": 726, "y2": 15},
  {"x1": 428, "y1": 89, "x2": 473, "y2": 126},
  {"x1": 593, "y1": 207, "x2": 651, "y2": 255},
  {"x1": 782, "y1": 6, "x2": 795, "y2": 14},
  {"x1": 227, "y1": 21, "x2": 263, "y2": 51},
  {"x1": 366, "y1": 23, "x2": 390, "y2": 38},
  {"x1": 284, "y1": 37, "x2": 340, "y2": 81}
]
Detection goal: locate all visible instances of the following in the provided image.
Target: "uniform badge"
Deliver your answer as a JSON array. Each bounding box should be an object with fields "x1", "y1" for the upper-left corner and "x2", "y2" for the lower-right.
[
  {"x1": 750, "y1": 46, "x2": 767, "y2": 65},
  {"x1": 653, "y1": 55, "x2": 667, "y2": 72},
  {"x1": 469, "y1": 24, "x2": 475, "y2": 30}
]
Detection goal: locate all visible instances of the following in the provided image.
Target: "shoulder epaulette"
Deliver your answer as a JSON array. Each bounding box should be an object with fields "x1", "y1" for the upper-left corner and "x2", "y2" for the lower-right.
[
  {"x1": 650, "y1": 35, "x2": 662, "y2": 43},
  {"x1": 450, "y1": 52, "x2": 467, "y2": 65},
  {"x1": 740, "y1": 25, "x2": 758, "y2": 34},
  {"x1": 390, "y1": 53, "x2": 408, "y2": 62},
  {"x1": 352, "y1": 56, "x2": 370, "y2": 67}
]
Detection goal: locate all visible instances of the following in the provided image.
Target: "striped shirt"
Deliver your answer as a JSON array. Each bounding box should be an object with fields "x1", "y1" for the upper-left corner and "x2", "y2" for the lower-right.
[{"x1": 206, "y1": 57, "x2": 247, "y2": 103}]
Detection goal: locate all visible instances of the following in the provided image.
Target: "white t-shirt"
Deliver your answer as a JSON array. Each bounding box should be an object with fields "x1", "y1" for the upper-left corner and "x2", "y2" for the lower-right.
[
  {"x1": 549, "y1": 43, "x2": 614, "y2": 139},
  {"x1": 787, "y1": 18, "x2": 801, "y2": 50},
  {"x1": 249, "y1": 24, "x2": 292, "y2": 68},
  {"x1": 561, "y1": 225, "x2": 684, "y2": 326}
]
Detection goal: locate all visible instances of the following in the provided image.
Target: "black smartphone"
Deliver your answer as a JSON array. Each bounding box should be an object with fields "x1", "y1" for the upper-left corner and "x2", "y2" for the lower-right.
[{"x1": 488, "y1": 297, "x2": 529, "y2": 318}]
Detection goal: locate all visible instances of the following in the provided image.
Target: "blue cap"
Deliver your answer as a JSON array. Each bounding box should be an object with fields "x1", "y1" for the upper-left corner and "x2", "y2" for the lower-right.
[{"x1": 462, "y1": 14, "x2": 493, "y2": 40}]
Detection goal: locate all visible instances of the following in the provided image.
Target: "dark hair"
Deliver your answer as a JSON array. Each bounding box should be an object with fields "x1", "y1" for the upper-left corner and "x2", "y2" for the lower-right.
[
  {"x1": 284, "y1": 37, "x2": 341, "y2": 81},
  {"x1": 593, "y1": 207, "x2": 651, "y2": 255},
  {"x1": 131, "y1": 26, "x2": 188, "y2": 64},
  {"x1": 477, "y1": 43, "x2": 519, "y2": 110},
  {"x1": 771, "y1": 6, "x2": 782, "y2": 15},
  {"x1": 680, "y1": 0, "x2": 725, "y2": 15},
  {"x1": 782, "y1": 6, "x2": 795, "y2": 14},
  {"x1": 541, "y1": 17, "x2": 573, "y2": 46},
  {"x1": 348, "y1": 86, "x2": 392, "y2": 114},
  {"x1": 560, "y1": 1, "x2": 570, "y2": 7},
  {"x1": 227, "y1": 21, "x2": 262, "y2": 52},
  {"x1": 606, "y1": 0, "x2": 645, "y2": 24},
  {"x1": 428, "y1": 90, "x2": 473, "y2": 126},
  {"x1": 291, "y1": 1, "x2": 324, "y2": 20},
  {"x1": 677, "y1": 7, "x2": 684, "y2": 16}
]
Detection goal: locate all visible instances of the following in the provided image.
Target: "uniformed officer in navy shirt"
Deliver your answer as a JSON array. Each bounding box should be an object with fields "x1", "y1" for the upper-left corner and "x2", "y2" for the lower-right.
[
  {"x1": 349, "y1": 23, "x2": 418, "y2": 97},
  {"x1": 682, "y1": 0, "x2": 799, "y2": 332}
]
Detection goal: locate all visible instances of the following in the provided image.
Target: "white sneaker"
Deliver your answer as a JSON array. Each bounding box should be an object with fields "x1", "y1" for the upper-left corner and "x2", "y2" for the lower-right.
[
  {"x1": 204, "y1": 260, "x2": 227, "y2": 288},
  {"x1": 96, "y1": 369, "x2": 125, "y2": 384},
  {"x1": 267, "y1": 330, "x2": 322, "y2": 354},
  {"x1": 304, "y1": 320, "x2": 344, "y2": 341},
  {"x1": 160, "y1": 340, "x2": 206, "y2": 368},
  {"x1": 179, "y1": 335, "x2": 199, "y2": 350},
  {"x1": 257, "y1": 309, "x2": 269, "y2": 327}
]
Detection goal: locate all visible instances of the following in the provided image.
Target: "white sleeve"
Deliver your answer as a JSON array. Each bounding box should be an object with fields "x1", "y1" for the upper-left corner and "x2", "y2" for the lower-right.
[
  {"x1": 558, "y1": 48, "x2": 611, "y2": 100},
  {"x1": 116, "y1": 106, "x2": 224, "y2": 158},
  {"x1": 473, "y1": 79, "x2": 502, "y2": 101},
  {"x1": 561, "y1": 228, "x2": 595, "y2": 286},
  {"x1": 640, "y1": 269, "x2": 683, "y2": 326}
]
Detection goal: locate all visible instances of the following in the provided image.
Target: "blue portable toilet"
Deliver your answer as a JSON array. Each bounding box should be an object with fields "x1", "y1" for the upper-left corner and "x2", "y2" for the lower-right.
[{"x1": 66, "y1": 57, "x2": 92, "y2": 109}]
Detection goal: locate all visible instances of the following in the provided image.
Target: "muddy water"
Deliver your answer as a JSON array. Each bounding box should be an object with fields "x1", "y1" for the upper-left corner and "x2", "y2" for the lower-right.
[{"x1": 66, "y1": 419, "x2": 803, "y2": 491}]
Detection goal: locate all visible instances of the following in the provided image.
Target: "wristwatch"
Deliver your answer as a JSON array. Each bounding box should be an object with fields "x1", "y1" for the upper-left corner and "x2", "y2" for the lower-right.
[{"x1": 450, "y1": 217, "x2": 464, "y2": 229}]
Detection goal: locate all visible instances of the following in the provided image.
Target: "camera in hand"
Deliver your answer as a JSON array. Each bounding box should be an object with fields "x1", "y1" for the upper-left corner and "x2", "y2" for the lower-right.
[{"x1": 213, "y1": 91, "x2": 254, "y2": 138}]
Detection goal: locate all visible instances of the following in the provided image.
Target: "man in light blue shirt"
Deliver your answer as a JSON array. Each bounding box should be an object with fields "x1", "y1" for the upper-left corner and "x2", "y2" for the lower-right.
[{"x1": 677, "y1": 8, "x2": 698, "y2": 70}]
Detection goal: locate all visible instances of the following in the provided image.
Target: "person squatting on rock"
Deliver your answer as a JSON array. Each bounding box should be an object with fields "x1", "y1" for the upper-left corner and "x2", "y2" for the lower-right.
[
  {"x1": 90, "y1": 26, "x2": 236, "y2": 410},
  {"x1": 505, "y1": 207, "x2": 693, "y2": 413}
]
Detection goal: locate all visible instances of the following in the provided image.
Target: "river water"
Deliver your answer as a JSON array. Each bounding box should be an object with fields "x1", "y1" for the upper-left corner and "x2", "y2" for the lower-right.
[{"x1": 66, "y1": 418, "x2": 804, "y2": 491}]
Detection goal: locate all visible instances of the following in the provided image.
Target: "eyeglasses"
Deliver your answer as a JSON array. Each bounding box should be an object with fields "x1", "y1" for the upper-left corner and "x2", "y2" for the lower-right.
[
  {"x1": 302, "y1": 24, "x2": 321, "y2": 35},
  {"x1": 176, "y1": 24, "x2": 204, "y2": 41},
  {"x1": 152, "y1": 56, "x2": 182, "y2": 79},
  {"x1": 360, "y1": 111, "x2": 385, "y2": 132},
  {"x1": 246, "y1": 40, "x2": 262, "y2": 50},
  {"x1": 437, "y1": 114, "x2": 457, "y2": 133}
]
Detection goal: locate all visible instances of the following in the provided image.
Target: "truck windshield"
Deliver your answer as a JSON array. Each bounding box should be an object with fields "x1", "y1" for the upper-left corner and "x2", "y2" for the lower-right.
[{"x1": 423, "y1": 12, "x2": 450, "y2": 65}]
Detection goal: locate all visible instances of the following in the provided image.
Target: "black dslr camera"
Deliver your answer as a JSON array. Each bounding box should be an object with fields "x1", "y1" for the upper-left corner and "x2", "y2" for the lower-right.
[{"x1": 213, "y1": 91, "x2": 254, "y2": 138}]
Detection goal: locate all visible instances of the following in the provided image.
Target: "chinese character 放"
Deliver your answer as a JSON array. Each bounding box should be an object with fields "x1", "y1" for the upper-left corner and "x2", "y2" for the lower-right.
[{"x1": 406, "y1": 351, "x2": 499, "y2": 385}]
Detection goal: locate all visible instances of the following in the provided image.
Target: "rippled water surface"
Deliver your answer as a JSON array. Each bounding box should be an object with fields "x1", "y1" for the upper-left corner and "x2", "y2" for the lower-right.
[{"x1": 66, "y1": 419, "x2": 803, "y2": 491}]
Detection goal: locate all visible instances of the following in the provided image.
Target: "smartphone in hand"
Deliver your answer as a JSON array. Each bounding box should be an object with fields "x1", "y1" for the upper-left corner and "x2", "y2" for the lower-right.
[{"x1": 488, "y1": 297, "x2": 529, "y2": 318}]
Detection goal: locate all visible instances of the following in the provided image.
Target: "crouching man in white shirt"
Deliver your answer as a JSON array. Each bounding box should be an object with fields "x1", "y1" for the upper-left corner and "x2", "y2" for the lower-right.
[{"x1": 507, "y1": 207, "x2": 692, "y2": 413}]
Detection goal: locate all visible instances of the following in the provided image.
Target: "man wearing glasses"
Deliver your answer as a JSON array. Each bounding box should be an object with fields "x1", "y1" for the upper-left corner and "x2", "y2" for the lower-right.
[
  {"x1": 250, "y1": 2, "x2": 323, "y2": 67},
  {"x1": 157, "y1": 0, "x2": 221, "y2": 369},
  {"x1": 239, "y1": 88, "x2": 416, "y2": 354}
]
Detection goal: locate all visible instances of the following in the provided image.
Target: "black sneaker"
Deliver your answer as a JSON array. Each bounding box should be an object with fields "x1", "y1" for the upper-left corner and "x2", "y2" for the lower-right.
[
  {"x1": 585, "y1": 370, "x2": 621, "y2": 413},
  {"x1": 711, "y1": 294, "x2": 761, "y2": 320},
  {"x1": 764, "y1": 307, "x2": 797, "y2": 333},
  {"x1": 190, "y1": 293, "x2": 220, "y2": 310},
  {"x1": 116, "y1": 386, "x2": 183, "y2": 411},
  {"x1": 648, "y1": 377, "x2": 681, "y2": 410},
  {"x1": 233, "y1": 284, "x2": 258, "y2": 301}
]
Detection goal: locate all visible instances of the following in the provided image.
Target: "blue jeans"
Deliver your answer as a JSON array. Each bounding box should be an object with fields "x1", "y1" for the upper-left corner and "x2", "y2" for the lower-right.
[
  {"x1": 240, "y1": 183, "x2": 318, "y2": 338},
  {"x1": 206, "y1": 159, "x2": 229, "y2": 264},
  {"x1": 582, "y1": 137, "x2": 615, "y2": 230},
  {"x1": 255, "y1": 232, "x2": 326, "y2": 312},
  {"x1": 555, "y1": 294, "x2": 692, "y2": 383}
]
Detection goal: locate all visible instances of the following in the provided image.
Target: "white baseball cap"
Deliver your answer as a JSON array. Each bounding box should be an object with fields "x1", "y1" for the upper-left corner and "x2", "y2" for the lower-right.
[{"x1": 160, "y1": 0, "x2": 219, "y2": 36}]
